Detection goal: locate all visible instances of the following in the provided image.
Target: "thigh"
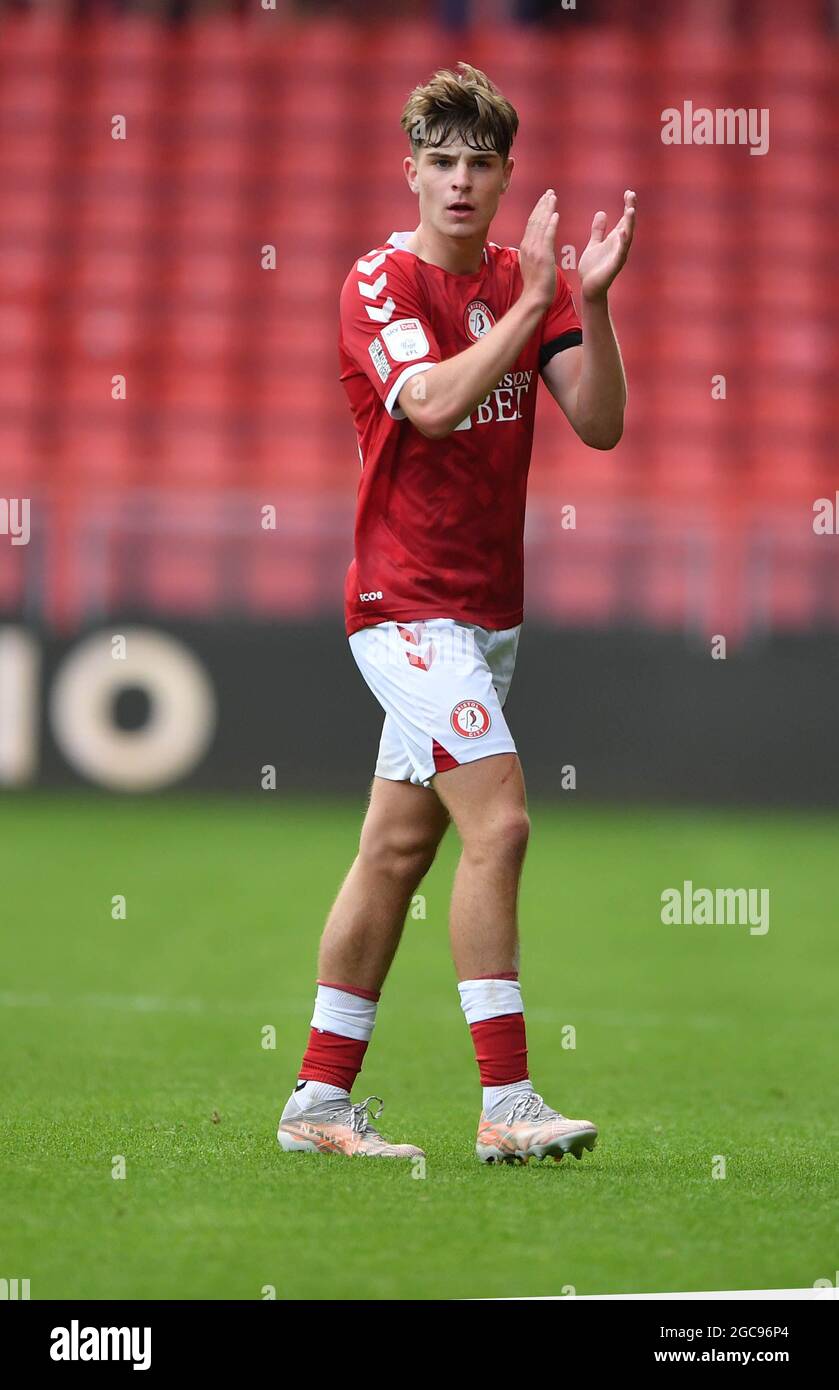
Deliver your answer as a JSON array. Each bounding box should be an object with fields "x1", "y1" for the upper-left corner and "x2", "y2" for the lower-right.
[
  {"x1": 432, "y1": 751, "x2": 528, "y2": 837},
  {"x1": 359, "y1": 769, "x2": 451, "y2": 857}
]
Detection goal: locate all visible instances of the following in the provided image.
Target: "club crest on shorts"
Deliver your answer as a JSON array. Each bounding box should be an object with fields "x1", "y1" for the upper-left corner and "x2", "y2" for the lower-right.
[
  {"x1": 450, "y1": 699, "x2": 492, "y2": 738},
  {"x1": 464, "y1": 300, "x2": 496, "y2": 341}
]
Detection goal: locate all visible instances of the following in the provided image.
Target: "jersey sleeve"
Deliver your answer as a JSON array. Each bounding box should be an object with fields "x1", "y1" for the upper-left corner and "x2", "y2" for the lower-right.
[
  {"x1": 339, "y1": 250, "x2": 442, "y2": 419},
  {"x1": 539, "y1": 268, "x2": 583, "y2": 370}
]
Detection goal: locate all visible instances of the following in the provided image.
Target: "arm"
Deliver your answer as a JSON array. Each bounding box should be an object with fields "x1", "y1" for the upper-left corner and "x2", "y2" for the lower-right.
[
  {"x1": 541, "y1": 298, "x2": 626, "y2": 449},
  {"x1": 398, "y1": 189, "x2": 561, "y2": 440},
  {"x1": 541, "y1": 190, "x2": 636, "y2": 450}
]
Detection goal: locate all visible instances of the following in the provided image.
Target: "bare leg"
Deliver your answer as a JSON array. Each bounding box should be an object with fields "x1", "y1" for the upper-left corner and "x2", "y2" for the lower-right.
[
  {"x1": 431, "y1": 752, "x2": 530, "y2": 979},
  {"x1": 317, "y1": 775, "x2": 451, "y2": 992}
]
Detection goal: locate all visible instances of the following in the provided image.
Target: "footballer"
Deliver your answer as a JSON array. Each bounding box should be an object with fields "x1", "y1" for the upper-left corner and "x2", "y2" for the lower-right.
[{"x1": 278, "y1": 62, "x2": 634, "y2": 1163}]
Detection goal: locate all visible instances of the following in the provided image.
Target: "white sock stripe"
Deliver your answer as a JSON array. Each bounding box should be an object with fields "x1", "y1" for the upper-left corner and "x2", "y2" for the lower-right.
[
  {"x1": 483, "y1": 1079, "x2": 532, "y2": 1115},
  {"x1": 293, "y1": 1080, "x2": 349, "y2": 1110},
  {"x1": 310, "y1": 984, "x2": 378, "y2": 1042},
  {"x1": 458, "y1": 977, "x2": 523, "y2": 1026}
]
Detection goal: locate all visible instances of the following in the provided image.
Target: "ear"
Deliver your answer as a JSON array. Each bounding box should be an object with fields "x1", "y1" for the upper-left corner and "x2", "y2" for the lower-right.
[
  {"x1": 501, "y1": 155, "x2": 515, "y2": 195},
  {"x1": 404, "y1": 153, "x2": 420, "y2": 195}
]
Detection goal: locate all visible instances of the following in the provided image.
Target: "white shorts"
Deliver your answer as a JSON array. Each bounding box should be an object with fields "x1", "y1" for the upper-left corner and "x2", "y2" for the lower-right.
[{"x1": 348, "y1": 617, "x2": 521, "y2": 787}]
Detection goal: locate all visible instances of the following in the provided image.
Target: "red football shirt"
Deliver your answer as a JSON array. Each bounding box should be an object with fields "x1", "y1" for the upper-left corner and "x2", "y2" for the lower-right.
[{"x1": 338, "y1": 230, "x2": 582, "y2": 637}]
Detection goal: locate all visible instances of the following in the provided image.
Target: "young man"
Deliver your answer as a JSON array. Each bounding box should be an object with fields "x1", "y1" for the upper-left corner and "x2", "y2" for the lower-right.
[{"x1": 278, "y1": 63, "x2": 634, "y2": 1163}]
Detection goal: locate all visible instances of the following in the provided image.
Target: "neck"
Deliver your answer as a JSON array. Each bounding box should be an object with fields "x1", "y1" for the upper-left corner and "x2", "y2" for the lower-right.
[{"x1": 405, "y1": 222, "x2": 486, "y2": 275}]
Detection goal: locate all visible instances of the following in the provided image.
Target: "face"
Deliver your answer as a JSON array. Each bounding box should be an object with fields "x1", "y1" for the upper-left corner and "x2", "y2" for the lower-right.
[{"x1": 405, "y1": 138, "x2": 513, "y2": 240}]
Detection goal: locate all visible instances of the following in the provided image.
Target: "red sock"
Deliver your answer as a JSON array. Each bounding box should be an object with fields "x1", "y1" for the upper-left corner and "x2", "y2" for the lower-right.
[
  {"x1": 459, "y1": 973, "x2": 528, "y2": 1085},
  {"x1": 469, "y1": 1013, "x2": 529, "y2": 1085},
  {"x1": 297, "y1": 979, "x2": 380, "y2": 1092},
  {"x1": 298, "y1": 1028, "x2": 369, "y2": 1091}
]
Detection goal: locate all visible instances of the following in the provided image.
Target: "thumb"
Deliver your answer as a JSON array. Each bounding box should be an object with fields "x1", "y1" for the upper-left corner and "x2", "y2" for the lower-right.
[{"x1": 589, "y1": 210, "x2": 608, "y2": 243}]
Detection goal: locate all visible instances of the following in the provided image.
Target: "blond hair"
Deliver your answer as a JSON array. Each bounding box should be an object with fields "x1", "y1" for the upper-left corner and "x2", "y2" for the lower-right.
[{"x1": 400, "y1": 62, "x2": 519, "y2": 163}]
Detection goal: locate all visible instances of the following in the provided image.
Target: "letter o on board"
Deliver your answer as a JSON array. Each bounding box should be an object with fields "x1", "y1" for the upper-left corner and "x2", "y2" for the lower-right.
[{"x1": 49, "y1": 627, "x2": 217, "y2": 791}]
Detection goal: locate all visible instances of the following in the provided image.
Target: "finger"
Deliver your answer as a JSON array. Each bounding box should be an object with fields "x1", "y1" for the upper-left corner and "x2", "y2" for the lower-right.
[
  {"x1": 529, "y1": 201, "x2": 554, "y2": 242},
  {"x1": 528, "y1": 189, "x2": 550, "y2": 215},
  {"x1": 539, "y1": 195, "x2": 557, "y2": 225},
  {"x1": 541, "y1": 208, "x2": 559, "y2": 250},
  {"x1": 522, "y1": 191, "x2": 556, "y2": 256},
  {"x1": 610, "y1": 195, "x2": 635, "y2": 232},
  {"x1": 620, "y1": 206, "x2": 636, "y2": 248},
  {"x1": 589, "y1": 210, "x2": 608, "y2": 243}
]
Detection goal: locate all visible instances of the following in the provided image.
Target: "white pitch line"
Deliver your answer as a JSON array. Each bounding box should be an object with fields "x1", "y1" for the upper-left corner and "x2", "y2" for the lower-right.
[
  {"x1": 0, "y1": 991, "x2": 307, "y2": 1017},
  {"x1": 0, "y1": 991, "x2": 730, "y2": 1030}
]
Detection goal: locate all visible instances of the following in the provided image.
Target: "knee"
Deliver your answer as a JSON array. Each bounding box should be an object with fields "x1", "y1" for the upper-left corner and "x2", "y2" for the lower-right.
[
  {"x1": 358, "y1": 824, "x2": 441, "y2": 885},
  {"x1": 463, "y1": 807, "x2": 530, "y2": 866}
]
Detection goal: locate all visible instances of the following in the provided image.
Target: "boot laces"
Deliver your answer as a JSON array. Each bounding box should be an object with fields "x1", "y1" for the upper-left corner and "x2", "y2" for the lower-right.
[
  {"x1": 505, "y1": 1090, "x2": 562, "y2": 1125},
  {"x1": 345, "y1": 1095, "x2": 385, "y2": 1134}
]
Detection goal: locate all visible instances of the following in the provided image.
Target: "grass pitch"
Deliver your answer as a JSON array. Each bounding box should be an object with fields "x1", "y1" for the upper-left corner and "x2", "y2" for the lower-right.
[{"x1": 1, "y1": 793, "x2": 837, "y2": 1300}]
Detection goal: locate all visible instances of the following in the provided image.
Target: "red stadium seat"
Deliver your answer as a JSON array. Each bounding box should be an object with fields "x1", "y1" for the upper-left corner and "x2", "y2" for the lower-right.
[{"x1": 0, "y1": 11, "x2": 831, "y2": 637}]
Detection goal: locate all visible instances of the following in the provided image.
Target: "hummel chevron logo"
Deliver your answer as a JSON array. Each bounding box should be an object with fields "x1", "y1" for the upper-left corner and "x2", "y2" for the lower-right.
[
  {"x1": 397, "y1": 623, "x2": 435, "y2": 671},
  {"x1": 357, "y1": 246, "x2": 399, "y2": 322},
  {"x1": 358, "y1": 272, "x2": 387, "y2": 299},
  {"x1": 357, "y1": 250, "x2": 394, "y2": 275},
  {"x1": 365, "y1": 297, "x2": 396, "y2": 323}
]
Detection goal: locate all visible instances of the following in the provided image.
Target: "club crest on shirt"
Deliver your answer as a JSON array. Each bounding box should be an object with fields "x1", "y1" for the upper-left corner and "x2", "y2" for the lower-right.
[
  {"x1": 450, "y1": 699, "x2": 492, "y2": 738},
  {"x1": 464, "y1": 300, "x2": 496, "y2": 341}
]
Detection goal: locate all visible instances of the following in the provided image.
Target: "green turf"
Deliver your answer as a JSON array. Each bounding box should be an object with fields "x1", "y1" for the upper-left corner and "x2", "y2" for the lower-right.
[{"x1": 1, "y1": 793, "x2": 837, "y2": 1300}]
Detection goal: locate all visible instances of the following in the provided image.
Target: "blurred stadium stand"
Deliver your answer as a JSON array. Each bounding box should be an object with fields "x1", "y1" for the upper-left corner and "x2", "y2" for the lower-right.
[{"x1": 0, "y1": 3, "x2": 837, "y2": 642}]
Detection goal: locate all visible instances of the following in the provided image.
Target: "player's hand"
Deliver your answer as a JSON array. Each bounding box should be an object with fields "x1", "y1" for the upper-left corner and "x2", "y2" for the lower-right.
[
  {"x1": 517, "y1": 190, "x2": 559, "y2": 311},
  {"x1": 578, "y1": 190, "x2": 636, "y2": 302}
]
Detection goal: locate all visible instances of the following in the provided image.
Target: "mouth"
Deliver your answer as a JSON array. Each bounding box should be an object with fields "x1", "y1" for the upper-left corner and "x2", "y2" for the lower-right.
[{"x1": 447, "y1": 202, "x2": 475, "y2": 214}]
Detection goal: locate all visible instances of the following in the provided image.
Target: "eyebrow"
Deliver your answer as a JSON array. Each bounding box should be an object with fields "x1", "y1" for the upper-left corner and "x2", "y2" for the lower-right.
[{"x1": 427, "y1": 150, "x2": 500, "y2": 160}]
